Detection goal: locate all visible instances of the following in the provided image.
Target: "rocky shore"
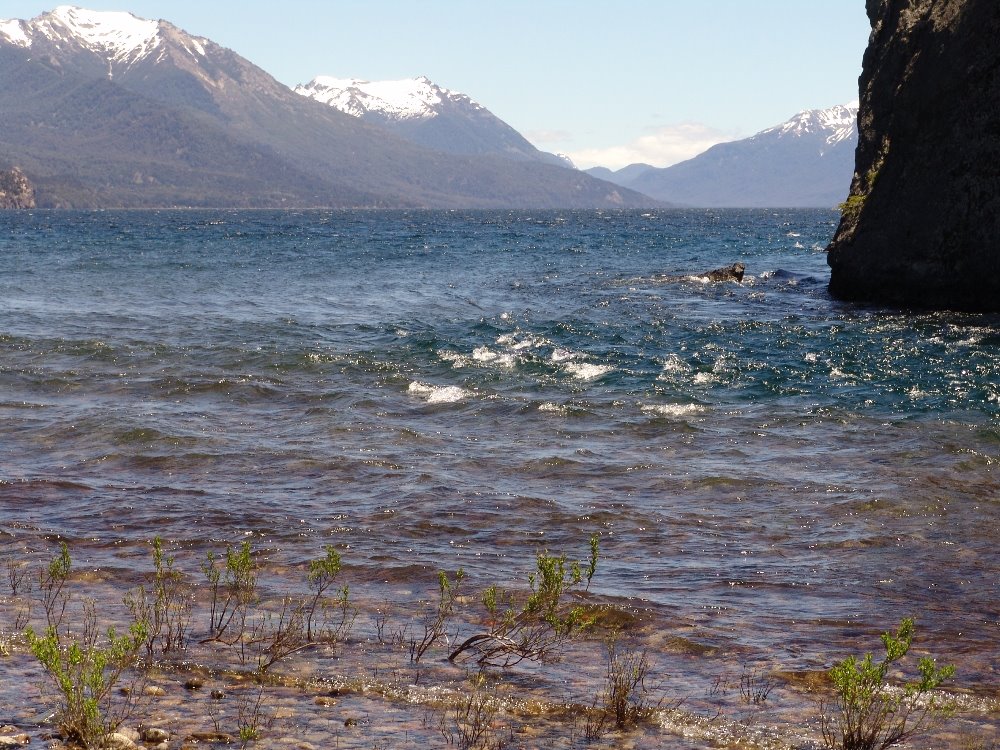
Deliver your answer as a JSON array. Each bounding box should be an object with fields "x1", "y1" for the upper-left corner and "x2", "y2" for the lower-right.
[
  {"x1": 827, "y1": 0, "x2": 1000, "y2": 311},
  {"x1": 0, "y1": 167, "x2": 35, "y2": 209}
]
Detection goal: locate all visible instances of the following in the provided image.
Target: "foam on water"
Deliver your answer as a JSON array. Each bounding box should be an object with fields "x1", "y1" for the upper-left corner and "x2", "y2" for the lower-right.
[
  {"x1": 407, "y1": 381, "x2": 470, "y2": 403},
  {"x1": 640, "y1": 403, "x2": 706, "y2": 418},
  {"x1": 471, "y1": 346, "x2": 515, "y2": 367},
  {"x1": 550, "y1": 348, "x2": 578, "y2": 362},
  {"x1": 562, "y1": 361, "x2": 613, "y2": 381}
]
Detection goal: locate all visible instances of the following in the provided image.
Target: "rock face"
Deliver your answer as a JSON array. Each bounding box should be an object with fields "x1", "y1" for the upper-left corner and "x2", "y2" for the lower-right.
[
  {"x1": 0, "y1": 166, "x2": 35, "y2": 208},
  {"x1": 827, "y1": 0, "x2": 1000, "y2": 311}
]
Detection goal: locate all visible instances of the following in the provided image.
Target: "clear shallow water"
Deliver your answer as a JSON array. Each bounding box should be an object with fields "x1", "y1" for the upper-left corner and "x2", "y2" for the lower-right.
[{"x1": 0, "y1": 209, "x2": 998, "y2": 746}]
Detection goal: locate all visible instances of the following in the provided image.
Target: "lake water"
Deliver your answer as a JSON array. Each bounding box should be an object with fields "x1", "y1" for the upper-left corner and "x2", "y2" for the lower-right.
[{"x1": 0, "y1": 209, "x2": 997, "y2": 748}]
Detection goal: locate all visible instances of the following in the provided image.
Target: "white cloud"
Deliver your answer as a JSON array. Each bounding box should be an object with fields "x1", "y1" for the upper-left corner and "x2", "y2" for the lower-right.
[{"x1": 560, "y1": 122, "x2": 742, "y2": 171}]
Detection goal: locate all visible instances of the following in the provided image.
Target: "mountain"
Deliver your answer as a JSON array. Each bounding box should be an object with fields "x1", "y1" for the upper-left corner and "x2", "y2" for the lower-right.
[
  {"x1": 601, "y1": 104, "x2": 858, "y2": 208},
  {"x1": 295, "y1": 75, "x2": 570, "y2": 168},
  {"x1": 585, "y1": 163, "x2": 655, "y2": 185},
  {"x1": 0, "y1": 6, "x2": 650, "y2": 209}
]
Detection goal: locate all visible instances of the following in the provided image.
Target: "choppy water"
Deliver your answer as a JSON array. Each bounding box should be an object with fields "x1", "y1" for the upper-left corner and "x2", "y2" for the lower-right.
[{"x1": 0, "y1": 209, "x2": 997, "y2": 747}]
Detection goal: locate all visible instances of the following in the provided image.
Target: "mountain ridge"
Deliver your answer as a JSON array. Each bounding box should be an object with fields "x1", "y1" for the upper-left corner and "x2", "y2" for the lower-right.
[
  {"x1": 295, "y1": 74, "x2": 570, "y2": 167},
  {"x1": 587, "y1": 103, "x2": 858, "y2": 208},
  {"x1": 0, "y1": 6, "x2": 651, "y2": 209}
]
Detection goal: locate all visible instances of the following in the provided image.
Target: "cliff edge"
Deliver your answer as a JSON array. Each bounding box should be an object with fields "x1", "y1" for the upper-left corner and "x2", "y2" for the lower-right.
[
  {"x1": 0, "y1": 166, "x2": 36, "y2": 209},
  {"x1": 827, "y1": 0, "x2": 1000, "y2": 311}
]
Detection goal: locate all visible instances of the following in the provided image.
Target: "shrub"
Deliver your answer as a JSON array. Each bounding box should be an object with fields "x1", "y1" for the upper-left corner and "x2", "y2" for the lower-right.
[
  {"x1": 124, "y1": 536, "x2": 192, "y2": 657},
  {"x1": 821, "y1": 618, "x2": 955, "y2": 750},
  {"x1": 305, "y1": 544, "x2": 343, "y2": 641},
  {"x1": 436, "y1": 670, "x2": 509, "y2": 750},
  {"x1": 584, "y1": 634, "x2": 657, "y2": 739},
  {"x1": 449, "y1": 534, "x2": 599, "y2": 668},
  {"x1": 202, "y1": 541, "x2": 258, "y2": 643},
  {"x1": 412, "y1": 568, "x2": 464, "y2": 663},
  {"x1": 39, "y1": 542, "x2": 72, "y2": 632},
  {"x1": 25, "y1": 598, "x2": 148, "y2": 748}
]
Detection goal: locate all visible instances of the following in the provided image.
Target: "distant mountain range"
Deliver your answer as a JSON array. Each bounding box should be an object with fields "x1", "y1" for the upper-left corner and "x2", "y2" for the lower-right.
[
  {"x1": 586, "y1": 104, "x2": 859, "y2": 208},
  {"x1": 0, "y1": 7, "x2": 859, "y2": 210},
  {"x1": 0, "y1": 6, "x2": 646, "y2": 209}
]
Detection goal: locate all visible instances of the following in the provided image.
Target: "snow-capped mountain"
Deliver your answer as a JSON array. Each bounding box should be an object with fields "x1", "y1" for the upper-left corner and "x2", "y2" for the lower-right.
[
  {"x1": 296, "y1": 75, "x2": 569, "y2": 166},
  {"x1": 0, "y1": 6, "x2": 207, "y2": 77},
  {"x1": 296, "y1": 75, "x2": 482, "y2": 122},
  {"x1": 593, "y1": 103, "x2": 859, "y2": 208},
  {"x1": 759, "y1": 102, "x2": 858, "y2": 151},
  {"x1": 0, "y1": 6, "x2": 644, "y2": 208}
]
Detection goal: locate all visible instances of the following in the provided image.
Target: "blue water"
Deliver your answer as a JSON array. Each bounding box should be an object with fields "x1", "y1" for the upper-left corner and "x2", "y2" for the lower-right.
[{"x1": 1, "y1": 209, "x2": 998, "y2": 717}]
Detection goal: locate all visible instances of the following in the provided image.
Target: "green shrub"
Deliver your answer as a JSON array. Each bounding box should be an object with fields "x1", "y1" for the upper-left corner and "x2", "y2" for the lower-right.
[
  {"x1": 449, "y1": 534, "x2": 599, "y2": 667},
  {"x1": 202, "y1": 541, "x2": 258, "y2": 642},
  {"x1": 26, "y1": 599, "x2": 148, "y2": 748},
  {"x1": 821, "y1": 618, "x2": 955, "y2": 750},
  {"x1": 124, "y1": 536, "x2": 192, "y2": 657}
]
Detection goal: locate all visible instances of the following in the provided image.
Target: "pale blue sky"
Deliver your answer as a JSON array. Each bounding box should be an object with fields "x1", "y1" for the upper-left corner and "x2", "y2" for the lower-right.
[{"x1": 4, "y1": 1, "x2": 871, "y2": 168}]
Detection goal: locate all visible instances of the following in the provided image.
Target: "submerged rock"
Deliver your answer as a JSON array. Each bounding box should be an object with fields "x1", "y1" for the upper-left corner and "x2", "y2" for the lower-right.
[
  {"x1": 700, "y1": 262, "x2": 746, "y2": 283},
  {"x1": 827, "y1": 0, "x2": 1000, "y2": 311},
  {"x1": 658, "y1": 262, "x2": 746, "y2": 284}
]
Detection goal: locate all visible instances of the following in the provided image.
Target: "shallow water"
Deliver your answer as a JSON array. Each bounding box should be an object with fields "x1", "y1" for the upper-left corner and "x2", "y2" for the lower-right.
[{"x1": 0, "y1": 209, "x2": 997, "y2": 747}]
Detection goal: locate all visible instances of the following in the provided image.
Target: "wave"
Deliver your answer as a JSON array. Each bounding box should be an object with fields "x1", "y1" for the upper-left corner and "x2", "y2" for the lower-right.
[
  {"x1": 471, "y1": 346, "x2": 515, "y2": 367},
  {"x1": 640, "y1": 403, "x2": 706, "y2": 419},
  {"x1": 407, "y1": 381, "x2": 470, "y2": 404},
  {"x1": 563, "y1": 361, "x2": 613, "y2": 381}
]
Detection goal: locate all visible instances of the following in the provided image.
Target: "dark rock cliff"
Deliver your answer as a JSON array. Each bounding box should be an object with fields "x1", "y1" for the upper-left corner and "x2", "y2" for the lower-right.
[
  {"x1": 827, "y1": 0, "x2": 1000, "y2": 311},
  {"x1": 0, "y1": 166, "x2": 35, "y2": 209}
]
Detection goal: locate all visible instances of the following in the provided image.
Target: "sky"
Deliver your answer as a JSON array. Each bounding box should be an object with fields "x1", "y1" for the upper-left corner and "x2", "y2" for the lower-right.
[{"x1": 3, "y1": 1, "x2": 871, "y2": 170}]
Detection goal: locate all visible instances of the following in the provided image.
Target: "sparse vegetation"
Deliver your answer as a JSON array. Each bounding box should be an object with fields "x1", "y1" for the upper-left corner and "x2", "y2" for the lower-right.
[
  {"x1": 305, "y1": 544, "x2": 344, "y2": 641},
  {"x1": 25, "y1": 548, "x2": 149, "y2": 749},
  {"x1": 39, "y1": 541, "x2": 72, "y2": 632},
  {"x1": 449, "y1": 534, "x2": 599, "y2": 667},
  {"x1": 740, "y1": 663, "x2": 774, "y2": 706},
  {"x1": 436, "y1": 670, "x2": 509, "y2": 750},
  {"x1": 0, "y1": 539, "x2": 980, "y2": 748},
  {"x1": 202, "y1": 541, "x2": 258, "y2": 643},
  {"x1": 412, "y1": 568, "x2": 464, "y2": 663},
  {"x1": 820, "y1": 618, "x2": 956, "y2": 750},
  {"x1": 585, "y1": 634, "x2": 656, "y2": 739},
  {"x1": 124, "y1": 536, "x2": 192, "y2": 658}
]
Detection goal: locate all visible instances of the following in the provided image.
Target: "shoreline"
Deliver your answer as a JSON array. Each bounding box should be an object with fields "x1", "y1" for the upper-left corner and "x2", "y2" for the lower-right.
[{"x1": 1, "y1": 540, "x2": 996, "y2": 750}]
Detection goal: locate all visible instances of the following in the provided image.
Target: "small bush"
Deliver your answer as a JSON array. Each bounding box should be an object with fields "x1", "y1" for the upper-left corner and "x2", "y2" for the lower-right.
[
  {"x1": 449, "y1": 534, "x2": 599, "y2": 668},
  {"x1": 412, "y1": 568, "x2": 464, "y2": 663},
  {"x1": 26, "y1": 599, "x2": 148, "y2": 748},
  {"x1": 437, "y1": 671, "x2": 509, "y2": 750},
  {"x1": 585, "y1": 635, "x2": 656, "y2": 739},
  {"x1": 821, "y1": 618, "x2": 955, "y2": 750},
  {"x1": 124, "y1": 536, "x2": 192, "y2": 657},
  {"x1": 202, "y1": 541, "x2": 258, "y2": 643}
]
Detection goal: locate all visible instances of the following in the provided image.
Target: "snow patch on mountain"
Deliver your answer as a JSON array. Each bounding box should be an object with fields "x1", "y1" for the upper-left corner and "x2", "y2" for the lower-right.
[
  {"x1": 295, "y1": 75, "x2": 485, "y2": 122},
  {"x1": 0, "y1": 5, "x2": 161, "y2": 65},
  {"x1": 0, "y1": 19, "x2": 31, "y2": 46}
]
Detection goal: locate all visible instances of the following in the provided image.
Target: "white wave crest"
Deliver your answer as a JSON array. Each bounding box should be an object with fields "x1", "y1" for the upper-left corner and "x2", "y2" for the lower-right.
[
  {"x1": 538, "y1": 402, "x2": 570, "y2": 414},
  {"x1": 550, "y1": 348, "x2": 579, "y2": 362},
  {"x1": 407, "y1": 381, "x2": 470, "y2": 404},
  {"x1": 564, "y1": 362, "x2": 613, "y2": 381},
  {"x1": 472, "y1": 347, "x2": 516, "y2": 367},
  {"x1": 497, "y1": 332, "x2": 549, "y2": 351},
  {"x1": 641, "y1": 403, "x2": 706, "y2": 418},
  {"x1": 661, "y1": 354, "x2": 689, "y2": 373},
  {"x1": 438, "y1": 350, "x2": 474, "y2": 368}
]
